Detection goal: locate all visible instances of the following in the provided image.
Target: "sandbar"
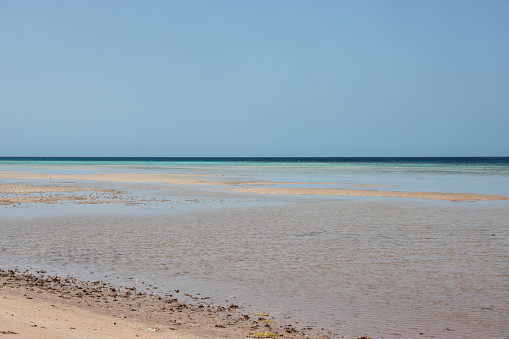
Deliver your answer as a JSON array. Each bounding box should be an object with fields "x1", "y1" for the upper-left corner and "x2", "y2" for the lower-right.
[
  {"x1": 0, "y1": 171, "x2": 225, "y2": 185},
  {"x1": 224, "y1": 187, "x2": 508, "y2": 202},
  {"x1": 1, "y1": 170, "x2": 507, "y2": 202}
]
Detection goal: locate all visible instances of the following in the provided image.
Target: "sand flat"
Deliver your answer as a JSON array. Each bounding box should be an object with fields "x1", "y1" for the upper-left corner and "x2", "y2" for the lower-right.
[
  {"x1": 0, "y1": 171, "x2": 388, "y2": 188},
  {"x1": 0, "y1": 171, "x2": 220, "y2": 185},
  {"x1": 224, "y1": 186, "x2": 508, "y2": 202},
  {"x1": 1, "y1": 169, "x2": 507, "y2": 202},
  {"x1": 0, "y1": 183, "x2": 126, "y2": 205}
]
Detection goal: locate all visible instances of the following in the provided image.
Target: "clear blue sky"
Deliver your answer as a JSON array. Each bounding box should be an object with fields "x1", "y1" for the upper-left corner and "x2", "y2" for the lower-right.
[{"x1": 1, "y1": 1, "x2": 508, "y2": 157}]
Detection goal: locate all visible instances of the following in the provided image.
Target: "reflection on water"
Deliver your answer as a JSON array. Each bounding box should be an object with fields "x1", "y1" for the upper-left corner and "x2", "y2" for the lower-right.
[{"x1": 1, "y1": 196, "x2": 508, "y2": 338}]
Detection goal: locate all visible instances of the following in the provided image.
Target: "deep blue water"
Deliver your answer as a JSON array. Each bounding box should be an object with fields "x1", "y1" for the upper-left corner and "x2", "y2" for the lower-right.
[{"x1": 1, "y1": 156, "x2": 508, "y2": 166}]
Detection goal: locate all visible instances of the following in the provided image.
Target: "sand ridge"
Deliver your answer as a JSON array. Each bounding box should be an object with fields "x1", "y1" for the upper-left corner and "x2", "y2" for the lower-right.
[
  {"x1": 0, "y1": 171, "x2": 226, "y2": 185},
  {"x1": 1, "y1": 170, "x2": 507, "y2": 202},
  {"x1": 224, "y1": 186, "x2": 508, "y2": 202}
]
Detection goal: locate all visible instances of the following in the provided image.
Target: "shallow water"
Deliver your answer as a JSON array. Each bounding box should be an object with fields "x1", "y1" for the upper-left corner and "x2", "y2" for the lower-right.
[
  {"x1": 2, "y1": 157, "x2": 509, "y2": 196},
  {"x1": 1, "y1": 160, "x2": 509, "y2": 338}
]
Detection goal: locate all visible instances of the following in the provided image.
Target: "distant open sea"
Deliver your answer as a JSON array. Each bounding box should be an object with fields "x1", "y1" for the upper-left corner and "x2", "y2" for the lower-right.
[
  {"x1": 1, "y1": 156, "x2": 508, "y2": 165},
  {"x1": 1, "y1": 157, "x2": 509, "y2": 338}
]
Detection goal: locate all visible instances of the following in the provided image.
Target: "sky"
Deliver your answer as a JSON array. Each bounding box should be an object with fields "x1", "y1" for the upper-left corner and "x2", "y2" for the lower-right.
[{"x1": 1, "y1": 1, "x2": 508, "y2": 157}]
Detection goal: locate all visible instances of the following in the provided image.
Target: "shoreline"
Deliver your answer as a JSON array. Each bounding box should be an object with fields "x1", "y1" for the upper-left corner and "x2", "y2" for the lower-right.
[{"x1": 0, "y1": 269, "x2": 312, "y2": 339}]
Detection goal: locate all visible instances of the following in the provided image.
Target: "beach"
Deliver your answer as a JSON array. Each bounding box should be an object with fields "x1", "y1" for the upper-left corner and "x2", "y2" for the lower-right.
[
  {"x1": 0, "y1": 168, "x2": 362, "y2": 338},
  {"x1": 1, "y1": 269, "x2": 305, "y2": 339},
  {"x1": 1, "y1": 160, "x2": 509, "y2": 338}
]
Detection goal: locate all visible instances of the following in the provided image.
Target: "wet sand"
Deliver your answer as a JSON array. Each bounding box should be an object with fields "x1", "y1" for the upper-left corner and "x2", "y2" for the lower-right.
[
  {"x1": 1, "y1": 170, "x2": 507, "y2": 202},
  {"x1": 0, "y1": 183, "x2": 168, "y2": 206},
  {"x1": 224, "y1": 186, "x2": 508, "y2": 202},
  {"x1": 0, "y1": 184, "x2": 126, "y2": 205},
  {"x1": 0, "y1": 171, "x2": 225, "y2": 186},
  {"x1": 0, "y1": 269, "x2": 308, "y2": 339}
]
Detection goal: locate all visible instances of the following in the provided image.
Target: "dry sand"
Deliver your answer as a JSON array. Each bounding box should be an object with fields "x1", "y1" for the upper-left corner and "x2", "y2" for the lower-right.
[
  {"x1": 0, "y1": 293, "x2": 206, "y2": 339},
  {"x1": 0, "y1": 270, "x2": 307, "y2": 339}
]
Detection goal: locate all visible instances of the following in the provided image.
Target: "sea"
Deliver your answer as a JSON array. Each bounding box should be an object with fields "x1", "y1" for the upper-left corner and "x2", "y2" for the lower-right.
[{"x1": 1, "y1": 157, "x2": 508, "y2": 338}]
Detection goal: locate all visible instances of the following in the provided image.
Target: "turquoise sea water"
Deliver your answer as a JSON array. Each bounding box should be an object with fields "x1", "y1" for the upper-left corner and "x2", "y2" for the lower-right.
[
  {"x1": 1, "y1": 157, "x2": 508, "y2": 171},
  {"x1": 1, "y1": 157, "x2": 509, "y2": 338}
]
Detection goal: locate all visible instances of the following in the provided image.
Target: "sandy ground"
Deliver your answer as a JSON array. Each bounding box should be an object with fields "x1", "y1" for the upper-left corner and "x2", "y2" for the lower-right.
[
  {"x1": 0, "y1": 172, "x2": 227, "y2": 186},
  {"x1": 0, "y1": 293, "x2": 208, "y2": 339},
  {"x1": 1, "y1": 170, "x2": 507, "y2": 203},
  {"x1": 0, "y1": 182, "x2": 171, "y2": 206},
  {"x1": 224, "y1": 186, "x2": 508, "y2": 202},
  {"x1": 0, "y1": 184, "x2": 126, "y2": 205},
  {"x1": 0, "y1": 270, "x2": 308, "y2": 339}
]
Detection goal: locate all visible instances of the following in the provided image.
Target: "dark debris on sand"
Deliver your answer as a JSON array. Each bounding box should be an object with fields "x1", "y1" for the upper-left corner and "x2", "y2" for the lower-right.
[{"x1": 0, "y1": 268, "x2": 340, "y2": 338}]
